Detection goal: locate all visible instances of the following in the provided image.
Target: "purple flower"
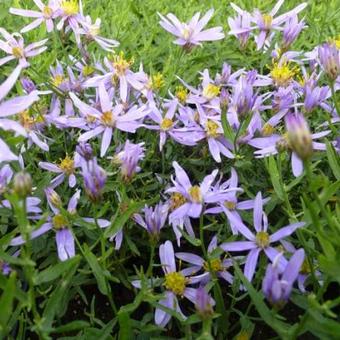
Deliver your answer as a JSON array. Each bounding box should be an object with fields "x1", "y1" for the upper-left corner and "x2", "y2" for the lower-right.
[
  {"x1": 281, "y1": 15, "x2": 305, "y2": 50},
  {"x1": 303, "y1": 83, "x2": 328, "y2": 113},
  {"x1": 195, "y1": 286, "x2": 215, "y2": 318},
  {"x1": 0, "y1": 28, "x2": 47, "y2": 67},
  {"x1": 20, "y1": 77, "x2": 37, "y2": 93},
  {"x1": 10, "y1": 0, "x2": 59, "y2": 33},
  {"x1": 133, "y1": 203, "x2": 169, "y2": 239},
  {"x1": 318, "y1": 42, "x2": 340, "y2": 80},
  {"x1": 221, "y1": 192, "x2": 304, "y2": 282},
  {"x1": 262, "y1": 249, "x2": 305, "y2": 307},
  {"x1": 10, "y1": 189, "x2": 81, "y2": 261},
  {"x1": 70, "y1": 83, "x2": 147, "y2": 156},
  {"x1": 176, "y1": 236, "x2": 234, "y2": 285},
  {"x1": 155, "y1": 240, "x2": 199, "y2": 327},
  {"x1": 166, "y1": 161, "x2": 240, "y2": 220},
  {"x1": 81, "y1": 157, "x2": 107, "y2": 203},
  {"x1": 39, "y1": 154, "x2": 80, "y2": 188},
  {"x1": 158, "y1": 9, "x2": 224, "y2": 51},
  {"x1": 112, "y1": 140, "x2": 145, "y2": 181},
  {"x1": 77, "y1": 16, "x2": 119, "y2": 51}
]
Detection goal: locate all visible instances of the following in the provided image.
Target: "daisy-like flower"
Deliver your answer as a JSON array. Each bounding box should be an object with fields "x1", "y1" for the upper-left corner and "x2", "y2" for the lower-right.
[
  {"x1": 133, "y1": 202, "x2": 169, "y2": 240},
  {"x1": 281, "y1": 15, "x2": 306, "y2": 50},
  {"x1": 112, "y1": 140, "x2": 145, "y2": 181},
  {"x1": 252, "y1": 0, "x2": 307, "y2": 50},
  {"x1": 205, "y1": 168, "x2": 269, "y2": 235},
  {"x1": 158, "y1": 9, "x2": 224, "y2": 51},
  {"x1": 38, "y1": 154, "x2": 80, "y2": 188},
  {"x1": 318, "y1": 42, "x2": 340, "y2": 80},
  {"x1": 221, "y1": 192, "x2": 305, "y2": 282},
  {"x1": 176, "y1": 236, "x2": 234, "y2": 285},
  {"x1": 155, "y1": 240, "x2": 200, "y2": 327},
  {"x1": 10, "y1": 188, "x2": 81, "y2": 261},
  {"x1": 0, "y1": 28, "x2": 48, "y2": 67},
  {"x1": 78, "y1": 16, "x2": 119, "y2": 51},
  {"x1": 166, "y1": 161, "x2": 241, "y2": 221},
  {"x1": 10, "y1": 0, "x2": 59, "y2": 33},
  {"x1": 249, "y1": 112, "x2": 331, "y2": 177},
  {"x1": 70, "y1": 83, "x2": 148, "y2": 156},
  {"x1": 262, "y1": 249, "x2": 305, "y2": 307}
]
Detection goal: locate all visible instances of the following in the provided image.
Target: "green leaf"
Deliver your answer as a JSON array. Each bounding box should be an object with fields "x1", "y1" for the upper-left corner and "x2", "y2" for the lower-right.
[
  {"x1": 118, "y1": 311, "x2": 132, "y2": 340},
  {"x1": 53, "y1": 320, "x2": 90, "y2": 333},
  {"x1": 0, "y1": 272, "x2": 17, "y2": 335},
  {"x1": 326, "y1": 141, "x2": 340, "y2": 180},
  {"x1": 266, "y1": 156, "x2": 285, "y2": 201},
  {"x1": 83, "y1": 244, "x2": 110, "y2": 295},
  {"x1": 36, "y1": 255, "x2": 81, "y2": 285}
]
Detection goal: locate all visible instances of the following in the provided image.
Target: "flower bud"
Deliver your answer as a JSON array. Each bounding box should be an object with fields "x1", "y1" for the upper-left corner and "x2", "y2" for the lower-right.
[
  {"x1": 20, "y1": 77, "x2": 36, "y2": 94},
  {"x1": 13, "y1": 171, "x2": 32, "y2": 198}
]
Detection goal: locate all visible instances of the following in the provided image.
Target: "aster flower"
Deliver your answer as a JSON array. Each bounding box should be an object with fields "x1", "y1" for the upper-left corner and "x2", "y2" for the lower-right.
[
  {"x1": 0, "y1": 28, "x2": 48, "y2": 67},
  {"x1": 166, "y1": 161, "x2": 241, "y2": 221},
  {"x1": 10, "y1": 188, "x2": 81, "y2": 261},
  {"x1": 249, "y1": 112, "x2": 331, "y2": 177},
  {"x1": 81, "y1": 157, "x2": 107, "y2": 203},
  {"x1": 205, "y1": 168, "x2": 269, "y2": 235},
  {"x1": 10, "y1": 0, "x2": 59, "y2": 33},
  {"x1": 70, "y1": 83, "x2": 147, "y2": 156},
  {"x1": 38, "y1": 154, "x2": 80, "y2": 188},
  {"x1": 318, "y1": 42, "x2": 340, "y2": 80},
  {"x1": 281, "y1": 15, "x2": 306, "y2": 50},
  {"x1": 155, "y1": 240, "x2": 199, "y2": 327},
  {"x1": 176, "y1": 236, "x2": 234, "y2": 285},
  {"x1": 112, "y1": 140, "x2": 145, "y2": 181},
  {"x1": 221, "y1": 192, "x2": 305, "y2": 282},
  {"x1": 252, "y1": 1, "x2": 307, "y2": 50},
  {"x1": 78, "y1": 16, "x2": 119, "y2": 51},
  {"x1": 194, "y1": 286, "x2": 215, "y2": 319},
  {"x1": 262, "y1": 249, "x2": 305, "y2": 307},
  {"x1": 158, "y1": 9, "x2": 224, "y2": 51},
  {"x1": 133, "y1": 202, "x2": 169, "y2": 239}
]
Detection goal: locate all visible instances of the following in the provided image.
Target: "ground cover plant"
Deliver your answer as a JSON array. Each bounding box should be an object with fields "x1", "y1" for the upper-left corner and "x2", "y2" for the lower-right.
[{"x1": 0, "y1": 0, "x2": 340, "y2": 338}]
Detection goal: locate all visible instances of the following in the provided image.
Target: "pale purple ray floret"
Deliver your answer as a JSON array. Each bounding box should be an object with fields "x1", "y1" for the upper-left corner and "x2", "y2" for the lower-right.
[
  {"x1": 155, "y1": 240, "x2": 201, "y2": 327},
  {"x1": 158, "y1": 9, "x2": 224, "y2": 50},
  {"x1": 10, "y1": 0, "x2": 59, "y2": 33},
  {"x1": 70, "y1": 83, "x2": 148, "y2": 156},
  {"x1": 221, "y1": 192, "x2": 305, "y2": 282},
  {"x1": 262, "y1": 249, "x2": 305, "y2": 306}
]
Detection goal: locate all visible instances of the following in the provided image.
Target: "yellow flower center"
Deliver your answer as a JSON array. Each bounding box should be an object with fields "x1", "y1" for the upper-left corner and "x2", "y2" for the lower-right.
[
  {"x1": 175, "y1": 86, "x2": 188, "y2": 103},
  {"x1": 149, "y1": 72, "x2": 164, "y2": 90},
  {"x1": 82, "y1": 65, "x2": 95, "y2": 77},
  {"x1": 43, "y1": 6, "x2": 53, "y2": 17},
  {"x1": 262, "y1": 123, "x2": 275, "y2": 136},
  {"x1": 224, "y1": 201, "x2": 236, "y2": 210},
  {"x1": 160, "y1": 118, "x2": 173, "y2": 131},
  {"x1": 164, "y1": 272, "x2": 187, "y2": 295},
  {"x1": 182, "y1": 27, "x2": 191, "y2": 40},
  {"x1": 59, "y1": 156, "x2": 74, "y2": 175},
  {"x1": 270, "y1": 61, "x2": 298, "y2": 87},
  {"x1": 61, "y1": 0, "x2": 79, "y2": 16},
  {"x1": 205, "y1": 119, "x2": 220, "y2": 138},
  {"x1": 255, "y1": 231, "x2": 270, "y2": 248},
  {"x1": 170, "y1": 192, "x2": 187, "y2": 210},
  {"x1": 189, "y1": 185, "x2": 202, "y2": 203},
  {"x1": 203, "y1": 258, "x2": 223, "y2": 272},
  {"x1": 52, "y1": 214, "x2": 68, "y2": 230},
  {"x1": 101, "y1": 111, "x2": 115, "y2": 127},
  {"x1": 12, "y1": 47, "x2": 24, "y2": 59},
  {"x1": 112, "y1": 52, "x2": 133, "y2": 76},
  {"x1": 52, "y1": 74, "x2": 66, "y2": 87},
  {"x1": 89, "y1": 25, "x2": 100, "y2": 37},
  {"x1": 202, "y1": 84, "x2": 220, "y2": 100},
  {"x1": 19, "y1": 110, "x2": 34, "y2": 130},
  {"x1": 86, "y1": 115, "x2": 96, "y2": 124},
  {"x1": 262, "y1": 14, "x2": 273, "y2": 29}
]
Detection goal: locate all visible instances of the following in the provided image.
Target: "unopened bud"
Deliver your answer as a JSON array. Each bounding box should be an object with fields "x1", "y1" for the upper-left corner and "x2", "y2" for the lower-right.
[{"x1": 13, "y1": 171, "x2": 32, "y2": 198}]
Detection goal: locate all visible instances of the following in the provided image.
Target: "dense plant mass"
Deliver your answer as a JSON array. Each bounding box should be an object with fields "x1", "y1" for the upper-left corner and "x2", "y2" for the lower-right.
[{"x1": 0, "y1": 0, "x2": 340, "y2": 338}]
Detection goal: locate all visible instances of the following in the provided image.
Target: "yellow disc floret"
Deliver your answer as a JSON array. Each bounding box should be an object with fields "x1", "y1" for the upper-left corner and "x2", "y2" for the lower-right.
[
  {"x1": 170, "y1": 193, "x2": 187, "y2": 211},
  {"x1": 112, "y1": 52, "x2": 133, "y2": 76},
  {"x1": 43, "y1": 6, "x2": 53, "y2": 17},
  {"x1": 12, "y1": 47, "x2": 24, "y2": 59},
  {"x1": 203, "y1": 258, "x2": 223, "y2": 272},
  {"x1": 270, "y1": 61, "x2": 298, "y2": 87},
  {"x1": 224, "y1": 201, "x2": 236, "y2": 210},
  {"x1": 203, "y1": 84, "x2": 220, "y2": 100},
  {"x1": 59, "y1": 156, "x2": 75, "y2": 175},
  {"x1": 175, "y1": 86, "x2": 188, "y2": 103},
  {"x1": 150, "y1": 73, "x2": 164, "y2": 90},
  {"x1": 262, "y1": 123, "x2": 275, "y2": 136},
  {"x1": 255, "y1": 231, "x2": 270, "y2": 248},
  {"x1": 101, "y1": 111, "x2": 115, "y2": 127},
  {"x1": 52, "y1": 214, "x2": 68, "y2": 230},
  {"x1": 60, "y1": 0, "x2": 79, "y2": 16},
  {"x1": 164, "y1": 272, "x2": 187, "y2": 295},
  {"x1": 205, "y1": 119, "x2": 220, "y2": 138},
  {"x1": 189, "y1": 185, "x2": 202, "y2": 203},
  {"x1": 262, "y1": 14, "x2": 273, "y2": 29},
  {"x1": 160, "y1": 118, "x2": 173, "y2": 131}
]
